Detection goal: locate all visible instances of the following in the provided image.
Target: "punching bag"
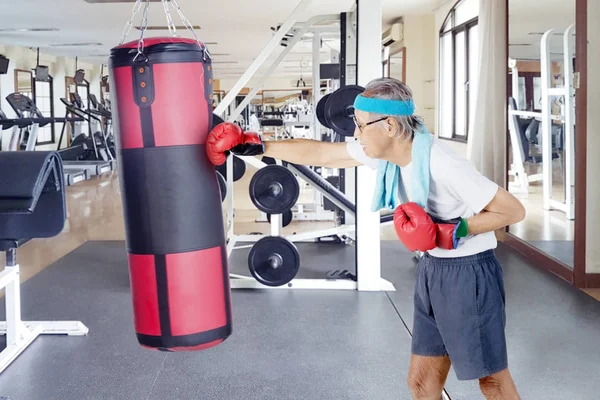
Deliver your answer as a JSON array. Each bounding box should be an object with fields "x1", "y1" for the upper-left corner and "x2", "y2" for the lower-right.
[{"x1": 109, "y1": 37, "x2": 232, "y2": 352}]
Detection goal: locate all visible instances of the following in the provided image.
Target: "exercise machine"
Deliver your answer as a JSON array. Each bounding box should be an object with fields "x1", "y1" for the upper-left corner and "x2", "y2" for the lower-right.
[
  {"x1": 88, "y1": 93, "x2": 115, "y2": 158},
  {"x1": 507, "y1": 25, "x2": 575, "y2": 220},
  {"x1": 56, "y1": 97, "x2": 114, "y2": 177},
  {"x1": 0, "y1": 109, "x2": 32, "y2": 152},
  {"x1": 212, "y1": 1, "x2": 394, "y2": 292},
  {"x1": 68, "y1": 93, "x2": 116, "y2": 166},
  {"x1": 0, "y1": 152, "x2": 88, "y2": 374},
  {"x1": 4, "y1": 94, "x2": 89, "y2": 186}
]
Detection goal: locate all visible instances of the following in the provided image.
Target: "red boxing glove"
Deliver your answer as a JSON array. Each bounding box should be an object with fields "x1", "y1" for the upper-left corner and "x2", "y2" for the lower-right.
[
  {"x1": 393, "y1": 203, "x2": 437, "y2": 252},
  {"x1": 431, "y1": 216, "x2": 469, "y2": 250},
  {"x1": 206, "y1": 122, "x2": 264, "y2": 165}
]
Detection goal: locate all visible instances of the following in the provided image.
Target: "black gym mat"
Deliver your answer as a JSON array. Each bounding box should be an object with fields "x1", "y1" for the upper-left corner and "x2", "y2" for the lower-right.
[
  {"x1": 0, "y1": 241, "x2": 413, "y2": 400},
  {"x1": 1, "y1": 241, "x2": 600, "y2": 400}
]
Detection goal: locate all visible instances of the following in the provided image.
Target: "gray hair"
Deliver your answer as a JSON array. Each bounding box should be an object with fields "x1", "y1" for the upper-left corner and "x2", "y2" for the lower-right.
[{"x1": 362, "y1": 78, "x2": 425, "y2": 140}]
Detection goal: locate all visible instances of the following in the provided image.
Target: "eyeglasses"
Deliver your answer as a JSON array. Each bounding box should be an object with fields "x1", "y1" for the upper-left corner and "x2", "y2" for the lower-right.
[{"x1": 352, "y1": 115, "x2": 388, "y2": 133}]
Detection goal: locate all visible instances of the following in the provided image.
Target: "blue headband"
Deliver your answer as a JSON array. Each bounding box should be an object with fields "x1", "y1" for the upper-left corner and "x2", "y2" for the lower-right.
[{"x1": 353, "y1": 95, "x2": 415, "y2": 116}]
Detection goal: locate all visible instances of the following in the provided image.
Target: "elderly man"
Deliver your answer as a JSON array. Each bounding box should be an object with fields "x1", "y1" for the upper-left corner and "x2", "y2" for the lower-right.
[{"x1": 206, "y1": 78, "x2": 524, "y2": 400}]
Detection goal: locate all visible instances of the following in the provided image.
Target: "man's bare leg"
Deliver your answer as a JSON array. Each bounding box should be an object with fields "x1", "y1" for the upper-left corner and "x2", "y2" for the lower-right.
[
  {"x1": 407, "y1": 355, "x2": 452, "y2": 400},
  {"x1": 479, "y1": 368, "x2": 520, "y2": 400}
]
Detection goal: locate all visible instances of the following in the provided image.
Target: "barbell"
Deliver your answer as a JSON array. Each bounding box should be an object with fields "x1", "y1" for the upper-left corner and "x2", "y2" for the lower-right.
[
  {"x1": 248, "y1": 235, "x2": 300, "y2": 287},
  {"x1": 247, "y1": 165, "x2": 301, "y2": 287},
  {"x1": 249, "y1": 165, "x2": 299, "y2": 215},
  {"x1": 316, "y1": 85, "x2": 365, "y2": 137}
]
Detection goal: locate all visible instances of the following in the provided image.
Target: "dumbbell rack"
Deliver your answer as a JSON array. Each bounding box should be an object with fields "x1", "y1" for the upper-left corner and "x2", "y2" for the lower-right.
[
  {"x1": 228, "y1": 212, "x2": 360, "y2": 290},
  {"x1": 223, "y1": 154, "x2": 394, "y2": 292},
  {"x1": 254, "y1": 160, "x2": 337, "y2": 225}
]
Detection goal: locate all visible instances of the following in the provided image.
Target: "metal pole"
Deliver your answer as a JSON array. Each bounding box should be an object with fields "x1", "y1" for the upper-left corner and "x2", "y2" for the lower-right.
[
  {"x1": 214, "y1": 0, "x2": 314, "y2": 116},
  {"x1": 563, "y1": 24, "x2": 576, "y2": 220},
  {"x1": 227, "y1": 14, "x2": 339, "y2": 123},
  {"x1": 312, "y1": 32, "x2": 321, "y2": 141},
  {"x1": 541, "y1": 29, "x2": 553, "y2": 212},
  {"x1": 356, "y1": 0, "x2": 383, "y2": 291}
]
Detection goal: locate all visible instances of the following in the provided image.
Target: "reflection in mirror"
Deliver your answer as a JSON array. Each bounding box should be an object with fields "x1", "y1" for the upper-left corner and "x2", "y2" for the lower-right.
[
  {"x1": 507, "y1": 0, "x2": 576, "y2": 267},
  {"x1": 390, "y1": 48, "x2": 405, "y2": 82},
  {"x1": 258, "y1": 90, "x2": 313, "y2": 140},
  {"x1": 15, "y1": 69, "x2": 33, "y2": 98}
]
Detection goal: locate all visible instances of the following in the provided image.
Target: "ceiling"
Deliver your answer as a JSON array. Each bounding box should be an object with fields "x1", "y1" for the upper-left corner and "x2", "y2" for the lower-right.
[
  {"x1": 508, "y1": 0, "x2": 576, "y2": 60},
  {"x1": 0, "y1": 0, "x2": 442, "y2": 81},
  {"x1": 0, "y1": 0, "x2": 575, "y2": 81}
]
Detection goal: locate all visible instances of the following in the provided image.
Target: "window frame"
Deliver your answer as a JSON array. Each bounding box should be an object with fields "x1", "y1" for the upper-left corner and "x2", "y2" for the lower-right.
[
  {"x1": 438, "y1": 0, "x2": 479, "y2": 142},
  {"x1": 32, "y1": 75, "x2": 56, "y2": 145}
]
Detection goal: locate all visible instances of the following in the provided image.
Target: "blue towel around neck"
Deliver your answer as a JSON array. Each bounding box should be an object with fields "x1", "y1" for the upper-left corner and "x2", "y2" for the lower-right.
[{"x1": 370, "y1": 131, "x2": 432, "y2": 212}]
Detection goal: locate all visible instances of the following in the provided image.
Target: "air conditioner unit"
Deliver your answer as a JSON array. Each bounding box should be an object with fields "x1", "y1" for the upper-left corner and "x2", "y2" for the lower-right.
[{"x1": 382, "y1": 22, "x2": 403, "y2": 47}]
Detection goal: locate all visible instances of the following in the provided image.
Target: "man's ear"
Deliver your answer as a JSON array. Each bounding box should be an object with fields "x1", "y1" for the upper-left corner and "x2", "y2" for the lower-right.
[{"x1": 386, "y1": 117, "x2": 398, "y2": 137}]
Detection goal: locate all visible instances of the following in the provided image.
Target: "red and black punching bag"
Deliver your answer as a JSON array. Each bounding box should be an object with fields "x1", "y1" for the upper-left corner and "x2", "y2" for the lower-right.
[{"x1": 108, "y1": 37, "x2": 232, "y2": 352}]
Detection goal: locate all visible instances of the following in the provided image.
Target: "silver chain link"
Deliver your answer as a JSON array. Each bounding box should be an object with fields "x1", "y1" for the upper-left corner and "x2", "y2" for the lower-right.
[
  {"x1": 169, "y1": 0, "x2": 211, "y2": 60},
  {"x1": 134, "y1": 0, "x2": 151, "y2": 61},
  {"x1": 118, "y1": 0, "x2": 210, "y2": 61},
  {"x1": 161, "y1": 0, "x2": 178, "y2": 37},
  {"x1": 119, "y1": 0, "x2": 144, "y2": 45}
]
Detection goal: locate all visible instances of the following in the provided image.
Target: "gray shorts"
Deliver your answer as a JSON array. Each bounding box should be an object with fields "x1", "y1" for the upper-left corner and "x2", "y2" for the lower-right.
[{"x1": 411, "y1": 250, "x2": 508, "y2": 381}]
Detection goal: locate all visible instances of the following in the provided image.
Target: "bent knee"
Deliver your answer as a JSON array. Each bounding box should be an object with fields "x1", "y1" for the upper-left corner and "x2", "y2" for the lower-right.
[
  {"x1": 479, "y1": 375, "x2": 506, "y2": 399},
  {"x1": 407, "y1": 364, "x2": 446, "y2": 398},
  {"x1": 479, "y1": 375, "x2": 501, "y2": 391}
]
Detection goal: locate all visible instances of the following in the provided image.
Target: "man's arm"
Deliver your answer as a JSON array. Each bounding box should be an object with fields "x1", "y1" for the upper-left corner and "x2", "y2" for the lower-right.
[
  {"x1": 440, "y1": 153, "x2": 526, "y2": 236},
  {"x1": 466, "y1": 187, "x2": 526, "y2": 235},
  {"x1": 206, "y1": 122, "x2": 364, "y2": 169},
  {"x1": 263, "y1": 139, "x2": 362, "y2": 169}
]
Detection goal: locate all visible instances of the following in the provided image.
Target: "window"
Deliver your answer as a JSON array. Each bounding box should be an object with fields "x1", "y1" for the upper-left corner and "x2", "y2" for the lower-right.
[
  {"x1": 33, "y1": 77, "x2": 55, "y2": 145},
  {"x1": 438, "y1": 0, "x2": 479, "y2": 141}
]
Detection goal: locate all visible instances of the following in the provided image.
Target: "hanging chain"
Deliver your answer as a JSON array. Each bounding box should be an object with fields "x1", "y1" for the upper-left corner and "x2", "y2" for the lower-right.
[
  {"x1": 118, "y1": 0, "x2": 210, "y2": 61},
  {"x1": 134, "y1": 0, "x2": 151, "y2": 61},
  {"x1": 161, "y1": 0, "x2": 178, "y2": 37},
  {"x1": 168, "y1": 0, "x2": 211, "y2": 60},
  {"x1": 119, "y1": 0, "x2": 144, "y2": 45}
]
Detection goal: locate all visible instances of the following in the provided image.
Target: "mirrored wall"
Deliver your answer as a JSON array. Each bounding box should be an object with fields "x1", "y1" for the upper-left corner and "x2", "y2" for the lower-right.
[{"x1": 507, "y1": 0, "x2": 576, "y2": 268}]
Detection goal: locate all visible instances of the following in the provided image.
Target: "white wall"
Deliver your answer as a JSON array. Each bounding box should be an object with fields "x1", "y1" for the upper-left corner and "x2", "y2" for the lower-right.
[
  {"x1": 0, "y1": 45, "x2": 99, "y2": 150},
  {"x1": 403, "y1": 14, "x2": 436, "y2": 133},
  {"x1": 586, "y1": 0, "x2": 600, "y2": 274}
]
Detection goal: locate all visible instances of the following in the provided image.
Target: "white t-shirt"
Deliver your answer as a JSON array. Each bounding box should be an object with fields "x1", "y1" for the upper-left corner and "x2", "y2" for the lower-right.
[{"x1": 346, "y1": 137, "x2": 499, "y2": 258}]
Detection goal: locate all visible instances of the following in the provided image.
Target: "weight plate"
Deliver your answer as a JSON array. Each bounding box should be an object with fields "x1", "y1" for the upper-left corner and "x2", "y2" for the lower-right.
[
  {"x1": 316, "y1": 93, "x2": 331, "y2": 128},
  {"x1": 248, "y1": 236, "x2": 300, "y2": 287},
  {"x1": 216, "y1": 171, "x2": 227, "y2": 202},
  {"x1": 216, "y1": 156, "x2": 246, "y2": 182},
  {"x1": 249, "y1": 165, "x2": 299, "y2": 214},
  {"x1": 267, "y1": 208, "x2": 293, "y2": 228},
  {"x1": 324, "y1": 85, "x2": 365, "y2": 137}
]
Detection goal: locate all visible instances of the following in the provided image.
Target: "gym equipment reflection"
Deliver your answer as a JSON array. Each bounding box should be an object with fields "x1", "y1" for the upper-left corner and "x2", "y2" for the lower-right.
[{"x1": 507, "y1": 0, "x2": 576, "y2": 268}]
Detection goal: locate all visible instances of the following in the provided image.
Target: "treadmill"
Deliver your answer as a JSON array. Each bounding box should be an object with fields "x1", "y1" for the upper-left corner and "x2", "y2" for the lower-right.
[
  {"x1": 4, "y1": 94, "x2": 88, "y2": 186},
  {"x1": 60, "y1": 96, "x2": 116, "y2": 171},
  {"x1": 88, "y1": 93, "x2": 115, "y2": 158},
  {"x1": 0, "y1": 108, "x2": 32, "y2": 152},
  {"x1": 51, "y1": 97, "x2": 113, "y2": 178},
  {"x1": 70, "y1": 93, "x2": 116, "y2": 170}
]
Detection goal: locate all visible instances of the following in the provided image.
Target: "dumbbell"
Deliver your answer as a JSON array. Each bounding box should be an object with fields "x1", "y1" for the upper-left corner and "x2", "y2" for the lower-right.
[{"x1": 247, "y1": 165, "x2": 301, "y2": 287}]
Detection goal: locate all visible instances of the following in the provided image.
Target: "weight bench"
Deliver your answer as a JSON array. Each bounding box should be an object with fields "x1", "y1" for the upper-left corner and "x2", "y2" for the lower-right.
[
  {"x1": 0, "y1": 152, "x2": 88, "y2": 374},
  {"x1": 286, "y1": 162, "x2": 394, "y2": 224}
]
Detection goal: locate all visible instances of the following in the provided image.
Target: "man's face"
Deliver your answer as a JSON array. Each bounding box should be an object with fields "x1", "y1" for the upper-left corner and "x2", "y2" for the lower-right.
[{"x1": 353, "y1": 109, "x2": 394, "y2": 159}]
